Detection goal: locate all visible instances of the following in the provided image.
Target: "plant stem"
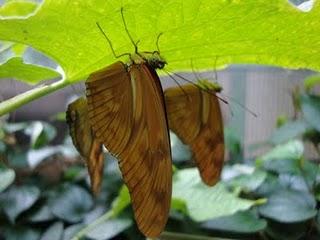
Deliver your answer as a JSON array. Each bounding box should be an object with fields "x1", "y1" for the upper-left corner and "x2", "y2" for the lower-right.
[
  {"x1": 71, "y1": 209, "x2": 114, "y2": 240},
  {"x1": 0, "y1": 79, "x2": 70, "y2": 117}
]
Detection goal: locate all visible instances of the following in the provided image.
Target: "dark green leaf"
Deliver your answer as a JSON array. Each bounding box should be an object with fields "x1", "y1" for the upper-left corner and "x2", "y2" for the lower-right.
[
  {"x1": 0, "y1": 185, "x2": 40, "y2": 222},
  {"x1": 262, "y1": 158, "x2": 300, "y2": 175},
  {"x1": 50, "y1": 185, "x2": 93, "y2": 223},
  {"x1": 2, "y1": 226, "x2": 41, "y2": 240},
  {"x1": 265, "y1": 220, "x2": 309, "y2": 240},
  {"x1": 86, "y1": 218, "x2": 132, "y2": 240},
  {"x1": 202, "y1": 210, "x2": 267, "y2": 233},
  {"x1": 28, "y1": 204, "x2": 55, "y2": 222},
  {"x1": 8, "y1": 150, "x2": 28, "y2": 168},
  {"x1": 301, "y1": 95, "x2": 320, "y2": 132},
  {"x1": 40, "y1": 222, "x2": 64, "y2": 240},
  {"x1": 0, "y1": 167, "x2": 15, "y2": 192},
  {"x1": 259, "y1": 189, "x2": 317, "y2": 223},
  {"x1": 255, "y1": 174, "x2": 284, "y2": 196}
]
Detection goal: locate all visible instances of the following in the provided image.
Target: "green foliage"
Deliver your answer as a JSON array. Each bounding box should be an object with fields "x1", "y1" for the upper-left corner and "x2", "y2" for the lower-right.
[
  {"x1": 301, "y1": 94, "x2": 320, "y2": 132},
  {"x1": 0, "y1": 185, "x2": 40, "y2": 223},
  {"x1": 85, "y1": 219, "x2": 133, "y2": 240},
  {"x1": 1, "y1": 0, "x2": 320, "y2": 83},
  {"x1": 0, "y1": 166, "x2": 15, "y2": 192},
  {"x1": 0, "y1": 57, "x2": 59, "y2": 83},
  {"x1": 259, "y1": 190, "x2": 317, "y2": 222},
  {"x1": 202, "y1": 210, "x2": 267, "y2": 234},
  {"x1": 172, "y1": 168, "x2": 258, "y2": 222}
]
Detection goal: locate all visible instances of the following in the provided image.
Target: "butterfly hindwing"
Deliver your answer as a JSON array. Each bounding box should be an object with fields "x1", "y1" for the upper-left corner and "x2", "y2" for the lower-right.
[
  {"x1": 66, "y1": 97, "x2": 104, "y2": 195},
  {"x1": 86, "y1": 61, "x2": 133, "y2": 155},
  {"x1": 165, "y1": 84, "x2": 224, "y2": 186}
]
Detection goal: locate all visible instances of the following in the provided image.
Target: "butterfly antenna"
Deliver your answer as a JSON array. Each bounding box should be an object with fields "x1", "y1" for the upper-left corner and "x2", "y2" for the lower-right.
[
  {"x1": 190, "y1": 59, "x2": 201, "y2": 81},
  {"x1": 220, "y1": 92, "x2": 257, "y2": 117},
  {"x1": 96, "y1": 22, "x2": 130, "y2": 59},
  {"x1": 121, "y1": 7, "x2": 139, "y2": 54},
  {"x1": 156, "y1": 32, "x2": 163, "y2": 53},
  {"x1": 165, "y1": 70, "x2": 228, "y2": 104},
  {"x1": 213, "y1": 56, "x2": 218, "y2": 82},
  {"x1": 164, "y1": 70, "x2": 190, "y2": 100}
]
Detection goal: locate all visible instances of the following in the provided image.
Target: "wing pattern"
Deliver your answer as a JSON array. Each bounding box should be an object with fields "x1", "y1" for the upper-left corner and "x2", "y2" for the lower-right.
[{"x1": 165, "y1": 84, "x2": 224, "y2": 186}]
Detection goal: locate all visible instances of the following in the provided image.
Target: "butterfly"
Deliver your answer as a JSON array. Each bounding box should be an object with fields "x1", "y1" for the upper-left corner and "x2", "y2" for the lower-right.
[
  {"x1": 165, "y1": 79, "x2": 224, "y2": 186},
  {"x1": 85, "y1": 53, "x2": 172, "y2": 236},
  {"x1": 66, "y1": 97, "x2": 104, "y2": 195}
]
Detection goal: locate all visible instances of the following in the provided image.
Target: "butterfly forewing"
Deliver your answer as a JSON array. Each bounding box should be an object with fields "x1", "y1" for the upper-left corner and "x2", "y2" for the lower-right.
[
  {"x1": 86, "y1": 62, "x2": 172, "y2": 237},
  {"x1": 86, "y1": 61, "x2": 133, "y2": 155},
  {"x1": 165, "y1": 84, "x2": 224, "y2": 186},
  {"x1": 66, "y1": 97, "x2": 104, "y2": 195}
]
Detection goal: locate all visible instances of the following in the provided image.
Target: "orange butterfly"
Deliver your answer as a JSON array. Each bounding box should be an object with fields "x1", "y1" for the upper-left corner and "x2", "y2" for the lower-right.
[
  {"x1": 86, "y1": 56, "x2": 172, "y2": 237},
  {"x1": 66, "y1": 97, "x2": 104, "y2": 195},
  {"x1": 165, "y1": 79, "x2": 224, "y2": 186},
  {"x1": 82, "y1": 8, "x2": 173, "y2": 236}
]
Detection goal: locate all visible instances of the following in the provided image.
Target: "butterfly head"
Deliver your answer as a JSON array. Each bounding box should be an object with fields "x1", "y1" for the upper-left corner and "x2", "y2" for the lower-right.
[
  {"x1": 196, "y1": 79, "x2": 223, "y2": 93},
  {"x1": 143, "y1": 51, "x2": 167, "y2": 70}
]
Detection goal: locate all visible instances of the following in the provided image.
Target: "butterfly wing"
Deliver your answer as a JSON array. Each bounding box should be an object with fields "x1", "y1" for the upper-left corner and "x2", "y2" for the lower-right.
[
  {"x1": 66, "y1": 97, "x2": 104, "y2": 194},
  {"x1": 122, "y1": 64, "x2": 172, "y2": 237},
  {"x1": 86, "y1": 61, "x2": 133, "y2": 155},
  {"x1": 165, "y1": 84, "x2": 224, "y2": 186},
  {"x1": 86, "y1": 62, "x2": 172, "y2": 237}
]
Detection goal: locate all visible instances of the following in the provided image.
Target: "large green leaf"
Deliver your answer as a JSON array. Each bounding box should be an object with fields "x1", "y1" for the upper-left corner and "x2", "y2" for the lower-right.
[
  {"x1": 1, "y1": 0, "x2": 320, "y2": 83},
  {"x1": 0, "y1": 0, "x2": 39, "y2": 18},
  {"x1": 0, "y1": 0, "x2": 320, "y2": 115},
  {"x1": 172, "y1": 168, "x2": 259, "y2": 221}
]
